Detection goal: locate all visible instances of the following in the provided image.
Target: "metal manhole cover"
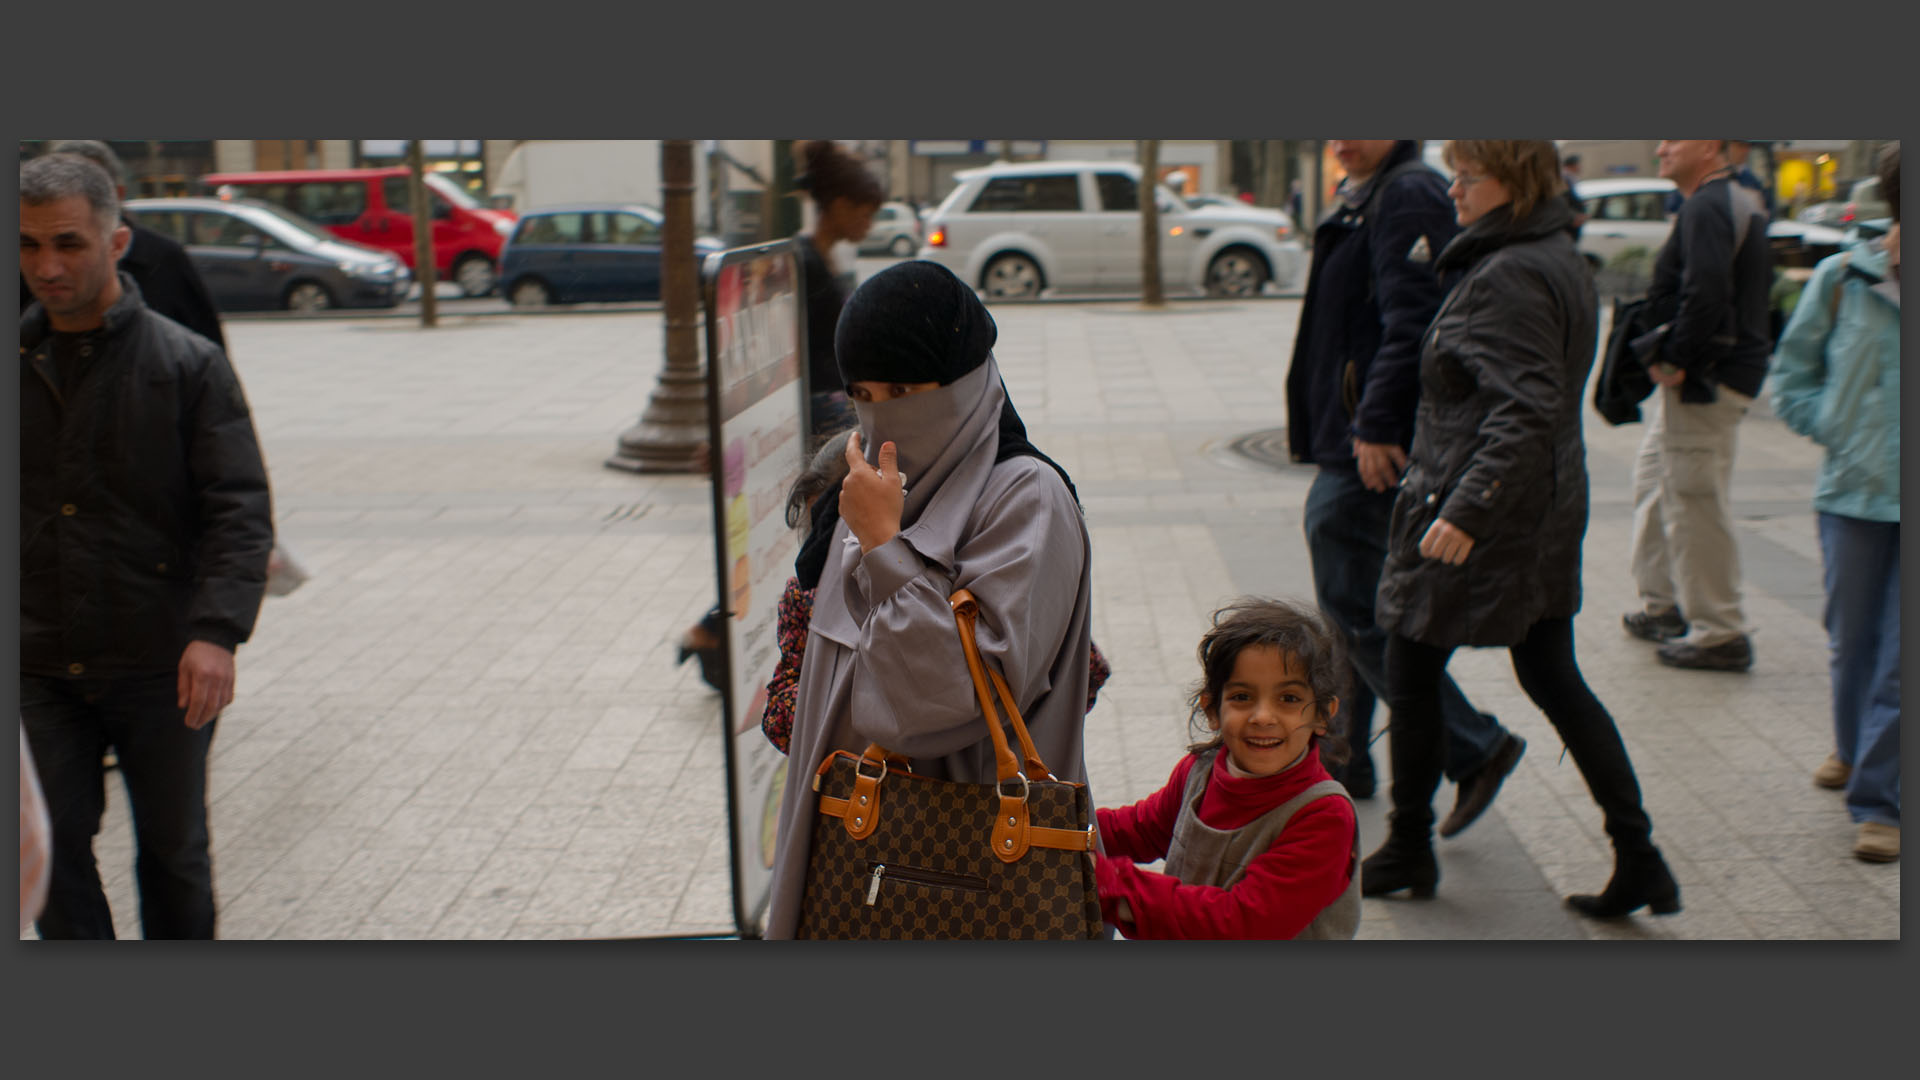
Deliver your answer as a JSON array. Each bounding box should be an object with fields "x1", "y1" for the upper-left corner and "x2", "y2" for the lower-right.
[{"x1": 1212, "y1": 427, "x2": 1301, "y2": 473}]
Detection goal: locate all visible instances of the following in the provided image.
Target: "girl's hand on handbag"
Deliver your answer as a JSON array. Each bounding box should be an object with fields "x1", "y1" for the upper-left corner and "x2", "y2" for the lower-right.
[{"x1": 840, "y1": 432, "x2": 905, "y2": 554}]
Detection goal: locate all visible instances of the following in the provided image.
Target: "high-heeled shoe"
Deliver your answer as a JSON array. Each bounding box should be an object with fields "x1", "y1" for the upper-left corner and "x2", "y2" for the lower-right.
[
  {"x1": 1360, "y1": 838, "x2": 1439, "y2": 899},
  {"x1": 1565, "y1": 847, "x2": 1682, "y2": 918},
  {"x1": 676, "y1": 609, "x2": 727, "y2": 693},
  {"x1": 676, "y1": 638, "x2": 724, "y2": 693}
]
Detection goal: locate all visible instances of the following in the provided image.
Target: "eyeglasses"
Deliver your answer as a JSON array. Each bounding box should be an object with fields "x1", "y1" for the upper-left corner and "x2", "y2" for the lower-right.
[{"x1": 1453, "y1": 172, "x2": 1493, "y2": 187}]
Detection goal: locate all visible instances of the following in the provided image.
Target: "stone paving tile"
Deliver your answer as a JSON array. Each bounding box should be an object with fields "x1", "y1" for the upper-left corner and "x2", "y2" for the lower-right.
[
  {"x1": 431, "y1": 893, "x2": 531, "y2": 940},
  {"x1": 509, "y1": 921, "x2": 596, "y2": 940}
]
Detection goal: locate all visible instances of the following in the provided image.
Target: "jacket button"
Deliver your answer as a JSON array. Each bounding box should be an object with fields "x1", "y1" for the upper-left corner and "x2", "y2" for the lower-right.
[
  {"x1": 156, "y1": 562, "x2": 168, "y2": 573},
  {"x1": 1425, "y1": 493, "x2": 1437, "y2": 506},
  {"x1": 68, "y1": 663, "x2": 84, "y2": 676},
  {"x1": 61, "y1": 503, "x2": 77, "y2": 516}
]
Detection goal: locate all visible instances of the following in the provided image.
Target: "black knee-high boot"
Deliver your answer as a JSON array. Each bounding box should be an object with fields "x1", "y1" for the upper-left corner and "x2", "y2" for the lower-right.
[
  {"x1": 1511, "y1": 619, "x2": 1681, "y2": 918},
  {"x1": 1361, "y1": 633, "x2": 1449, "y2": 899}
]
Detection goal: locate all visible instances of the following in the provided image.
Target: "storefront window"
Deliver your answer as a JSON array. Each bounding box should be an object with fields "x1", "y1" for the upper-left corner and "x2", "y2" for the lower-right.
[{"x1": 17, "y1": 139, "x2": 214, "y2": 197}]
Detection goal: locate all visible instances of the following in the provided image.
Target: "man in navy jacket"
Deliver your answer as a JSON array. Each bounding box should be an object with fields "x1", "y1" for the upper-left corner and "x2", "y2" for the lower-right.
[{"x1": 1285, "y1": 140, "x2": 1523, "y2": 833}]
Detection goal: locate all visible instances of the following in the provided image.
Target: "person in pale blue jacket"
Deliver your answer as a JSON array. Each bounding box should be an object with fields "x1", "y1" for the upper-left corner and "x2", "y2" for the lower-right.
[{"x1": 1765, "y1": 144, "x2": 1900, "y2": 863}]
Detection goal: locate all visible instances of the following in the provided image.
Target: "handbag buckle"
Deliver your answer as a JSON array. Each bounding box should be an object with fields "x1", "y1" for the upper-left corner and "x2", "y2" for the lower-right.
[
  {"x1": 997, "y1": 772, "x2": 1029, "y2": 802},
  {"x1": 855, "y1": 756, "x2": 889, "y2": 783}
]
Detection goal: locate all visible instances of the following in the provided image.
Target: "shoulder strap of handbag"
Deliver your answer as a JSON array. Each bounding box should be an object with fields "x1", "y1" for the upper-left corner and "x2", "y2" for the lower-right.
[
  {"x1": 948, "y1": 589, "x2": 1053, "y2": 783},
  {"x1": 849, "y1": 591, "x2": 1052, "y2": 785},
  {"x1": 1725, "y1": 177, "x2": 1762, "y2": 261}
]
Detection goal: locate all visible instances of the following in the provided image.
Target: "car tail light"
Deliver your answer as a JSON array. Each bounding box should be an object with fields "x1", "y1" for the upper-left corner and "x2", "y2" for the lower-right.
[
  {"x1": 928, "y1": 226, "x2": 947, "y2": 248},
  {"x1": 1841, "y1": 206, "x2": 1856, "y2": 223}
]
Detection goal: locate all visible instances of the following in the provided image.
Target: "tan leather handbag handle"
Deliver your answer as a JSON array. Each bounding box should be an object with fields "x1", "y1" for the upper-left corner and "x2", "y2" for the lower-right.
[
  {"x1": 843, "y1": 589, "x2": 1060, "y2": 862},
  {"x1": 949, "y1": 592, "x2": 1054, "y2": 782}
]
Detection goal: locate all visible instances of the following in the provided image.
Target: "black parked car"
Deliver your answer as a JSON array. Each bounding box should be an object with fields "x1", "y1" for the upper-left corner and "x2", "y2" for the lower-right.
[{"x1": 122, "y1": 197, "x2": 411, "y2": 312}]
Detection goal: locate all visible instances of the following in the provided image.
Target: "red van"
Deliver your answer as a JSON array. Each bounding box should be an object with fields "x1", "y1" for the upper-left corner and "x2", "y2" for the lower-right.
[{"x1": 198, "y1": 167, "x2": 516, "y2": 296}]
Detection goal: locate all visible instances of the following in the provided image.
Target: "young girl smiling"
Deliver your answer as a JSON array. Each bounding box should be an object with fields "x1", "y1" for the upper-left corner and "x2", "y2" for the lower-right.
[{"x1": 1095, "y1": 598, "x2": 1361, "y2": 939}]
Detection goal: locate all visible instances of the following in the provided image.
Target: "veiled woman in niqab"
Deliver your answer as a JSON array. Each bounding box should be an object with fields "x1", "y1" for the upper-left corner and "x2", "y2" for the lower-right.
[{"x1": 763, "y1": 261, "x2": 1095, "y2": 939}]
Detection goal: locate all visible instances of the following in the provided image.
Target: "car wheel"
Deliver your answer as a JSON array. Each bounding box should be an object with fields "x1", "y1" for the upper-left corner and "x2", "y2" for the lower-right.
[
  {"x1": 453, "y1": 254, "x2": 496, "y2": 297},
  {"x1": 509, "y1": 278, "x2": 552, "y2": 308},
  {"x1": 981, "y1": 253, "x2": 1043, "y2": 300},
  {"x1": 890, "y1": 234, "x2": 917, "y2": 257},
  {"x1": 284, "y1": 281, "x2": 334, "y2": 312},
  {"x1": 1205, "y1": 248, "x2": 1269, "y2": 298}
]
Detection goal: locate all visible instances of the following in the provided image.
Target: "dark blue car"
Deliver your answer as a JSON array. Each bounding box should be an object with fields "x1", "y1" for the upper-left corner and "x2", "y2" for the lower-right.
[{"x1": 500, "y1": 204, "x2": 723, "y2": 306}]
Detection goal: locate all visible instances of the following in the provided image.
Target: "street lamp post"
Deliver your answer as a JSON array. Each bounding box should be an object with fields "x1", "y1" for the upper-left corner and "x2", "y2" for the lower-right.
[{"x1": 607, "y1": 139, "x2": 707, "y2": 473}]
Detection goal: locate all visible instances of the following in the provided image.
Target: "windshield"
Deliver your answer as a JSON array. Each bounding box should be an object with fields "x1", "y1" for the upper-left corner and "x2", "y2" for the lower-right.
[{"x1": 424, "y1": 172, "x2": 483, "y2": 210}]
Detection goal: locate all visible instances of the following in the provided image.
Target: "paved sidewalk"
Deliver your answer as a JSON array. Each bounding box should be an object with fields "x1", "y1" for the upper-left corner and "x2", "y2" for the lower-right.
[{"x1": 43, "y1": 301, "x2": 1898, "y2": 940}]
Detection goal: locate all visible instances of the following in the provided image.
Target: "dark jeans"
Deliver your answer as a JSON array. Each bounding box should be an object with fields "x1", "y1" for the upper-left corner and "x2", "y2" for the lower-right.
[
  {"x1": 1382, "y1": 618, "x2": 1655, "y2": 852},
  {"x1": 1303, "y1": 466, "x2": 1506, "y2": 782},
  {"x1": 20, "y1": 672, "x2": 218, "y2": 939}
]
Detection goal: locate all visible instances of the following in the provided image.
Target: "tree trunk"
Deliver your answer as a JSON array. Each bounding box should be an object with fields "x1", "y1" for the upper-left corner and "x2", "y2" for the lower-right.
[
  {"x1": 407, "y1": 141, "x2": 438, "y2": 328},
  {"x1": 768, "y1": 140, "x2": 800, "y2": 243},
  {"x1": 606, "y1": 140, "x2": 708, "y2": 473},
  {"x1": 1141, "y1": 140, "x2": 1164, "y2": 307}
]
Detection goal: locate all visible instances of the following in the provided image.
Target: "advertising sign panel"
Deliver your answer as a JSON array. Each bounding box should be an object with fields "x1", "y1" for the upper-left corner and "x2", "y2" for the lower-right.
[{"x1": 702, "y1": 239, "x2": 808, "y2": 936}]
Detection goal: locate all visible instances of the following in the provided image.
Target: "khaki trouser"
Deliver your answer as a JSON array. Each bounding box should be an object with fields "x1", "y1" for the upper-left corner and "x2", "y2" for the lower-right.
[{"x1": 1630, "y1": 383, "x2": 1753, "y2": 647}]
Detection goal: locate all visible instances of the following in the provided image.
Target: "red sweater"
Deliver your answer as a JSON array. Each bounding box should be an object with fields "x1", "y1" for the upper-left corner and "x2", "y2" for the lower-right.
[{"x1": 1094, "y1": 745, "x2": 1356, "y2": 940}]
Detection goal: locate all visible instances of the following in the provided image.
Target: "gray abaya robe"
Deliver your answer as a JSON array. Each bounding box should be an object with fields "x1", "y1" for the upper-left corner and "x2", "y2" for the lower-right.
[{"x1": 762, "y1": 358, "x2": 1095, "y2": 939}]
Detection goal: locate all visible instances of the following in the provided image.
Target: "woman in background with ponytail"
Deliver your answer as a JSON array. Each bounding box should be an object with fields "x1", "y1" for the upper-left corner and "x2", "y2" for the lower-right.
[{"x1": 792, "y1": 140, "x2": 884, "y2": 441}]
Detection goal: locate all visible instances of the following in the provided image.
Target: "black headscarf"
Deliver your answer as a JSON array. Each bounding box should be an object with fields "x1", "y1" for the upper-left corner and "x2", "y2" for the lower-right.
[{"x1": 794, "y1": 261, "x2": 1078, "y2": 589}]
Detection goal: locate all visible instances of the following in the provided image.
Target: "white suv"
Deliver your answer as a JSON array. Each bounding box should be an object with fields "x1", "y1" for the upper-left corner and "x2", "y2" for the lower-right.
[{"x1": 918, "y1": 161, "x2": 1306, "y2": 299}]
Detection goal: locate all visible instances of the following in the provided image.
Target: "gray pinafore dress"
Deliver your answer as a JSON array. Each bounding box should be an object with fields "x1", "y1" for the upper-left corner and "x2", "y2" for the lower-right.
[{"x1": 1160, "y1": 749, "x2": 1361, "y2": 940}]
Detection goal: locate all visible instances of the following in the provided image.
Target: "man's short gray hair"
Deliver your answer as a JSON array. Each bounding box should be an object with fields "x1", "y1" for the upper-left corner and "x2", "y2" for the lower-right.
[
  {"x1": 20, "y1": 153, "x2": 120, "y2": 236},
  {"x1": 48, "y1": 140, "x2": 127, "y2": 188}
]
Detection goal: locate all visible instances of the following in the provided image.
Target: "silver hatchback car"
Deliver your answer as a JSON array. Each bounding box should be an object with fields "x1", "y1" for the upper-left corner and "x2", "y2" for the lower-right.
[
  {"x1": 855, "y1": 201, "x2": 924, "y2": 257},
  {"x1": 122, "y1": 197, "x2": 410, "y2": 312}
]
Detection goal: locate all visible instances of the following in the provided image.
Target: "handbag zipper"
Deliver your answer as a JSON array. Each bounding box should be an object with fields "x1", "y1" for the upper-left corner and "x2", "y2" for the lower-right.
[{"x1": 864, "y1": 862, "x2": 989, "y2": 905}]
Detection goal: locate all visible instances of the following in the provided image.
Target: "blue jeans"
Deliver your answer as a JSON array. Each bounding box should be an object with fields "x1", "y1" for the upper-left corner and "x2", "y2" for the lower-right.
[
  {"x1": 1818, "y1": 513, "x2": 1900, "y2": 827},
  {"x1": 20, "y1": 672, "x2": 218, "y2": 939},
  {"x1": 1304, "y1": 466, "x2": 1507, "y2": 782}
]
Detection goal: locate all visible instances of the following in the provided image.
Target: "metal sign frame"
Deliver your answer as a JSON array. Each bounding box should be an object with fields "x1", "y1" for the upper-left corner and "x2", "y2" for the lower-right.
[{"x1": 701, "y1": 238, "x2": 810, "y2": 938}]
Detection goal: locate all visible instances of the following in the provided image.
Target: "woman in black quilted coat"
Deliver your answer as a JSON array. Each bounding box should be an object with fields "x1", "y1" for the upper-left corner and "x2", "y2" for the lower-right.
[{"x1": 1365, "y1": 141, "x2": 1679, "y2": 920}]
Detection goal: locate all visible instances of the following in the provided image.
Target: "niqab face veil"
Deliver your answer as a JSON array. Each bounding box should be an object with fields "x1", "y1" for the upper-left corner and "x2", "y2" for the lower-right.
[{"x1": 793, "y1": 259, "x2": 1079, "y2": 603}]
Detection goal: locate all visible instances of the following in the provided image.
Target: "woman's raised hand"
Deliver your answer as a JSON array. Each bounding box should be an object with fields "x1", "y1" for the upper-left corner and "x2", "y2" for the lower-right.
[{"x1": 840, "y1": 431, "x2": 905, "y2": 554}]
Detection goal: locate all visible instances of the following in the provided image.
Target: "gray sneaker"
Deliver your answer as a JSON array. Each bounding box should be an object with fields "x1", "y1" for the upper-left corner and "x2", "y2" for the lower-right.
[
  {"x1": 1623, "y1": 609, "x2": 1688, "y2": 643},
  {"x1": 1657, "y1": 635, "x2": 1753, "y2": 672}
]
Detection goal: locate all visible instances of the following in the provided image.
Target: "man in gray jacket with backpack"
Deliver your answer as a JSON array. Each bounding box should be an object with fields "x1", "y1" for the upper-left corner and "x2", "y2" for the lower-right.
[{"x1": 1623, "y1": 139, "x2": 1774, "y2": 672}]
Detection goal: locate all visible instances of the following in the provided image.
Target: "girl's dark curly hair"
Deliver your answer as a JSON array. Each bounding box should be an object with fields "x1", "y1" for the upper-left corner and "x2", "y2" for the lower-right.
[
  {"x1": 1185, "y1": 597, "x2": 1350, "y2": 768},
  {"x1": 784, "y1": 429, "x2": 854, "y2": 529}
]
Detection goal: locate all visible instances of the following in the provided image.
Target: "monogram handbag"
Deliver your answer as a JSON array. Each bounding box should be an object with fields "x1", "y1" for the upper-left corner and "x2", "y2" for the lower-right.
[{"x1": 793, "y1": 590, "x2": 1103, "y2": 940}]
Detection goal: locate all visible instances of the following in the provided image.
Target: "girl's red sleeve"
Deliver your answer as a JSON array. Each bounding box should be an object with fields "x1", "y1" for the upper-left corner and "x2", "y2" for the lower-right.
[
  {"x1": 1095, "y1": 755, "x2": 1196, "y2": 864},
  {"x1": 1097, "y1": 794, "x2": 1356, "y2": 940}
]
